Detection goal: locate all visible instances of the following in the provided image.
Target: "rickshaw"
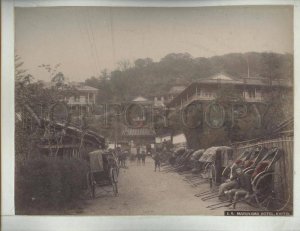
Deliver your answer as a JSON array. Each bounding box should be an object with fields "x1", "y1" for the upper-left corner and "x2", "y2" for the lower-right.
[
  {"x1": 251, "y1": 147, "x2": 290, "y2": 211},
  {"x1": 199, "y1": 146, "x2": 268, "y2": 200},
  {"x1": 221, "y1": 145, "x2": 268, "y2": 180},
  {"x1": 87, "y1": 150, "x2": 119, "y2": 198},
  {"x1": 191, "y1": 149, "x2": 205, "y2": 173},
  {"x1": 207, "y1": 147, "x2": 291, "y2": 211},
  {"x1": 169, "y1": 147, "x2": 186, "y2": 165},
  {"x1": 198, "y1": 146, "x2": 234, "y2": 185},
  {"x1": 174, "y1": 149, "x2": 193, "y2": 165},
  {"x1": 179, "y1": 149, "x2": 206, "y2": 185},
  {"x1": 194, "y1": 147, "x2": 233, "y2": 198}
]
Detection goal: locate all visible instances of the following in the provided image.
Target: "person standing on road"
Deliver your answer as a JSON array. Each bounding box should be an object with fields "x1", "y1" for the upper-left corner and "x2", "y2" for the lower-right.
[
  {"x1": 141, "y1": 151, "x2": 146, "y2": 165},
  {"x1": 153, "y1": 152, "x2": 162, "y2": 172},
  {"x1": 121, "y1": 151, "x2": 128, "y2": 168},
  {"x1": 137, "y1": 151, "x2": 141, "y2": 165},
  {"x1": 115, "y1": 147, "x2": 122, "y2": 167}
]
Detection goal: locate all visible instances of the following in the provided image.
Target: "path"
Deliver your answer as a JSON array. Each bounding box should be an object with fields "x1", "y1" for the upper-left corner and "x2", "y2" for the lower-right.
[{"x1": 81, "y1": 158, "x2": 229, "y2": 215}]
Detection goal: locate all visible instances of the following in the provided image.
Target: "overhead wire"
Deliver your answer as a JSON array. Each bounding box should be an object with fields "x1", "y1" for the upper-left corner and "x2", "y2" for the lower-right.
[
  {"x1": 108, "y1": 8, "x2": 116, "y2": 67},
  {"x1": 85, "y1": 8, "x2": 102, "y2": 77},
  {"x1": 88, "y1": 8, "x2": 101, "y2": 75},
  {"x1": 72, "y1": 8, "x2": 98, "y2": 78},
  {"x1": 83, "y1": 10, "x2": 100, "y2": 76}
]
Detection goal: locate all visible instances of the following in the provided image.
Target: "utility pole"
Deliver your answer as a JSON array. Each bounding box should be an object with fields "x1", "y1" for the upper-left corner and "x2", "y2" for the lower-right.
[{"x1": 246, "y1": 55, "x2": 250, "y2": 78}]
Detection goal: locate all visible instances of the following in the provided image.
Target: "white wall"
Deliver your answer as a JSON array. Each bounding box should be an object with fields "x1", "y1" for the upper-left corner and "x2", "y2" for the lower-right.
[
  {"x1": 155, "y1": 135, "x2": 171, "y2": 144},
  {"x1": 172, "y1": 133, "x2": 187, "y2": 145}
]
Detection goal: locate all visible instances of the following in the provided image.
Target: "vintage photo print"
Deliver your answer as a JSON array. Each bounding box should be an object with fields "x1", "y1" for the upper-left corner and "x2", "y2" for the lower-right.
[{"x1": 13, "y1": 4, "x2": 293, "y2": 217}]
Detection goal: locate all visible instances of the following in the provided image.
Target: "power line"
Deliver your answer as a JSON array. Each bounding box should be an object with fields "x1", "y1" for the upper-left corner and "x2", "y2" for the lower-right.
[
  {"x1": 85, "y1": 8, "x2": 102, "y2": 76},
  {"x1": 88, "y1": 8, "x2": 102, "y2": 76},
  {"x1": 73, "y1": 8, "x2": 98, "y2": 78},
  {"x1": 108, "y1": 8, "x2": 116, "y2": 66},
  {"x1": 83, "y1": 10, "x2": 100, "y2": 76}
]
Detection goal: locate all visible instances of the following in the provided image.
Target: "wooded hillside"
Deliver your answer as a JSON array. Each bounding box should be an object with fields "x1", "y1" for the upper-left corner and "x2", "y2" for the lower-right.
[{"x1": 85, "y1": 52, "x2": 293, "y2": 103}]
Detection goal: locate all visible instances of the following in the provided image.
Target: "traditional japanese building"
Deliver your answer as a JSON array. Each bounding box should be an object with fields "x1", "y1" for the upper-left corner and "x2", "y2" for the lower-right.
[
  {"x1": 64, "y1": 83, "x2": 98, "y2": 115},
  {"x1": 121, "y1": 127, "x2": 156, "y2": 146},
  {"x1": 167, "y1": 74, "x2": 292, "y2": 109},
  {"x1": 120, "y1": 96, "x2": 156, "y2": 153}
]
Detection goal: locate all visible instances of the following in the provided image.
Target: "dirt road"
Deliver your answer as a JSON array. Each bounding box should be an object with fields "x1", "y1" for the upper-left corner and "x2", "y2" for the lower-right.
[{"x1": 82, "y1": 158, "x2": 227, "y2": 215}]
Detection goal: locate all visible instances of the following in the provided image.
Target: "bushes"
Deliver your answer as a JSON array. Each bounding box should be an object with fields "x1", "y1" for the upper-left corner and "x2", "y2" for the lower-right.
[{"x1": 15, "y1": 157, "x2": 89, "y2": 214}]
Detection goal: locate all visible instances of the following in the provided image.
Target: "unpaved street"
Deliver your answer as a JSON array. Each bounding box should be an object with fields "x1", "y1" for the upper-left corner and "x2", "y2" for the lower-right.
[{"x1": 82, "y1": 158, "x2": 227, "y2": 215}]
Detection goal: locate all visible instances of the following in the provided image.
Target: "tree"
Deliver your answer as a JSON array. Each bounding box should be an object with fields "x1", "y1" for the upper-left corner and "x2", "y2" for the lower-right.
[
  {"x1": 100, "y1": 69, "x2": 110, "y2": 80},
  {"x1": 51, "y1": 72, "x2": 65, "y2": 89},
  {"x1": 82, "y1": 51, "x2": 293, "y2": 109},
  {"x1": 117, "y1": 59, "x2": 132, "y2": 71},
  {"x1": 134, "y1": 58, "x2": 153, "y2": 68},
  {"x1": 261, "y1": 52, "x2": 281, "y2": 82}
]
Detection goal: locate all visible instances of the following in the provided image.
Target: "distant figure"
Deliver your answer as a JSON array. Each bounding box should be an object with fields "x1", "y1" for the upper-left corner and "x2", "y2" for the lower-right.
[
  {"x1": 137, "y1": 152, "x2": 141, "y2": 165},
  {"x1": 117, "y1": 150, "x2": 122, "y2": 167},
  {"x1": 121, "y1": 151, "x2": 127, "y2": 168},
  {"x1": 153, "y1": 153, "x2": 162, "y2": 172},
  {"x1": 141, "y1": 151, "x2": 146, "y2": 165},
  {"x1": 114, "y1": 147, "x2": 121, "y2": 166}
]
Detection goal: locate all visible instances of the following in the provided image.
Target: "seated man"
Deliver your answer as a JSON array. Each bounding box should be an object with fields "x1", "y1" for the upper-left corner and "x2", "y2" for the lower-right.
[
  {"x1": 218, "y1": 160, "x2": 243, "y2": 199},
  {"x1": 225, "y1": 167, "x2": 252, "y2": 209}
]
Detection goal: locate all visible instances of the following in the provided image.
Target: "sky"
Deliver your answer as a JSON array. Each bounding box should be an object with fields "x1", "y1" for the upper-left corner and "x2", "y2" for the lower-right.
[{"x1": 15, "y1": 6, "x2": 293, "y2": 82}]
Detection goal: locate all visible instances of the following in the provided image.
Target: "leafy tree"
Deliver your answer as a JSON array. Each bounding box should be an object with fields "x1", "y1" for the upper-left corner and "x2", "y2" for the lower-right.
[
  {"x1": 84, "y1": 52, "x2": 293, "y2": 106},
  {"x1": 51, "y1": 72, "x2": 65, "y2": 89}
]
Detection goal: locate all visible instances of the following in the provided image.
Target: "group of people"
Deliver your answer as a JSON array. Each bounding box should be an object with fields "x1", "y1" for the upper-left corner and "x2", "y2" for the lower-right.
[
  {"x1": 116, "y1": 149, "x2": 127, "y2": 168},
  {"x1": 218, "y1": 160, "x2": 252, "y2": 208},
  {"x1": 115, "y1": 147, "x2": 163, "y2": 172},
  {"x1": 136, "y1": 151, "x2": 147, "y2": 165},
  {"x1": 136, "y1": 151, "x2": 162, "y2": 172}
]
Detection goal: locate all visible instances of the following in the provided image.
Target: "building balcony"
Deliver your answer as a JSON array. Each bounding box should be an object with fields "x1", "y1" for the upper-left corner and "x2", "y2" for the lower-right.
[
  {"x1": 244, "y1": 97, "x2": 265, "y2": 103},
  {"x1": 178, "y1": 93, "x2": 266, "y2": 109},
  {"x1": 67, "y1": 101, "x2": 95, "y2": 106}
]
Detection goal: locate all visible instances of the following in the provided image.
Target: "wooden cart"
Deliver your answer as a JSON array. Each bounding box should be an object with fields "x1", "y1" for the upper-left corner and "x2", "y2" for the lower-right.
[{"x1": 87, "y1": 150, "x2": 119, "y2": 198}]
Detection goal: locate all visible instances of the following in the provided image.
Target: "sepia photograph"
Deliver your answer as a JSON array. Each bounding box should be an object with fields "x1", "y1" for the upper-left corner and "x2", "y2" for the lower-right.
[{"x1": 12, "y1": 4, "x2": 294, "y2": 217}]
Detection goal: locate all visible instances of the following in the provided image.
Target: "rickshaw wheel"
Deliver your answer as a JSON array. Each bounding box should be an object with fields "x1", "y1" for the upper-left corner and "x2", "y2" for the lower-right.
[
  {"x1": 222, "y1": 166, "x2": 230, "y2": 180},
  {"x1": 111, "y1": 168, "x2": 118, "y2": 183},
  {"x1": 112, "y1": 181, "x2": 118, "y2": 196},
  {"x1": 91, "y1": 182, "x2": 96, "y2": 199},
  {"x1": 88, "y1": 172, "x2": 96, "y2": 199},
  {"x1": 253, "y1": 172, "x2": 290, "y2": 211},
  {"x1": 211, "y1": 164, "x2": 217, "y2": 186},
  {"x1": 110, "y1": 168, "x2": 119, "y2": 196},
  {"x1": 244, "y1": 167, "x2": 255, "y2": 176},
  {"x1": 117, "y1": 166, "x2": 120, "y2": 177}
]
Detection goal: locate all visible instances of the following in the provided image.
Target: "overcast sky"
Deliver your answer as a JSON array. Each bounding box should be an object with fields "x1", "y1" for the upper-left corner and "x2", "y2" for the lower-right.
[{"x1": 15, "y1": 6, "x2": 293, "y2": 82}]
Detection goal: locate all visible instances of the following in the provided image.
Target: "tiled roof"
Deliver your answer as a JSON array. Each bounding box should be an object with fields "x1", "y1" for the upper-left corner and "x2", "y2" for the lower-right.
[
  {"x1": 198, "y1": 74, "x2": 242, "y2": 85},
  {"x1": 168, "y1": 86, "x2": 186, "y2": 94},
  {"x1": 132, "y1": 96, "x2": 149, "y2": 102},
  {"x1": 211, "y1": 74, "x2": 235, "y2": 81},
  {"x1": 197, "y1": 76, "x2": 292, "y2": 87},
  {"x1": 122, "y1": 127, "x2": 156, "y2": 137},
  {"x1": 75, "y1": 85, "x2": 99, "y2": 92}
]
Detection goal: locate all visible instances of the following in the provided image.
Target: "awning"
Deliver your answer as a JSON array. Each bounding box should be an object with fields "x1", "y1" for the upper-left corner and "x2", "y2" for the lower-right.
[
  {"x1": 191, "y1": 149, "x2": 205, "y2": 161},
  {"x1": 199, "y1": 146, "x2": 232, "y2": 163},
  {"x1": 122, "y1": 127, "x2": 156, "y2": 137},
  {"x1": 89, "y1": 150, "x2": 105, "y2": 172}
]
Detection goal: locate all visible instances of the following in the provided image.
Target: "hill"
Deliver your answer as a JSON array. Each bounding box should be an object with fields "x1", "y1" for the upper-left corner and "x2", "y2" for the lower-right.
[{"x1": 85, "y1": 52, "x2": 293, "y2": 103}]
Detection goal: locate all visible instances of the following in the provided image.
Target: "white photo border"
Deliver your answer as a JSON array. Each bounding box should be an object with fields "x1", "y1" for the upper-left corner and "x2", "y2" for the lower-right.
[{"x1": 2, "y1": 0, "x2": 300, "y2": 230}]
